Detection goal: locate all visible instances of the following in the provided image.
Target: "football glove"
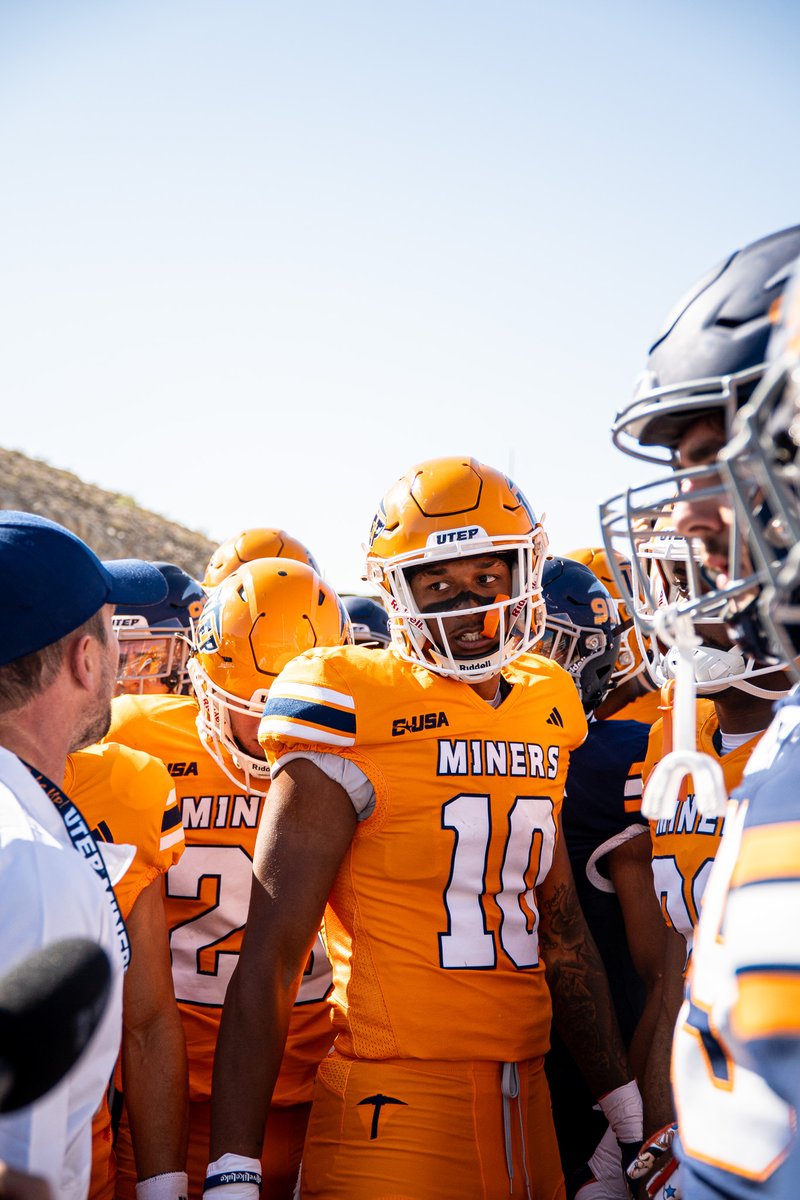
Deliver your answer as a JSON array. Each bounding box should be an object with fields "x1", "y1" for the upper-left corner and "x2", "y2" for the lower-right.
[{"x1": 627, "y1": 1123, "x2": 681, "y2": 1200}]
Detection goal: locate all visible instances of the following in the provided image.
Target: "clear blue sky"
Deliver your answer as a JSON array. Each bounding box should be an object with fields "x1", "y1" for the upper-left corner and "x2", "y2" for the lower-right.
[{"x1": 1, "y1": 0, "x2": 798, "y2": 589}]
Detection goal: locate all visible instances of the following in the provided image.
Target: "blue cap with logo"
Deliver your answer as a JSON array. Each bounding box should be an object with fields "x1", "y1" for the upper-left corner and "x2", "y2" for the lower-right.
[{"x1": 1, "y1": 511, "x2": 169, "y2": 666}]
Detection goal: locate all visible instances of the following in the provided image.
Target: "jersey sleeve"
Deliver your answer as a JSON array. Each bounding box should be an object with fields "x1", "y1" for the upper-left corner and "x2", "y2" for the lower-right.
[
  {"x1": 110, "y1": 744, "x2": 184, "y2": 867},
  {"x1": 259, "y1": 650, "x2": 359, "y2": 760},
  {"x1": 72, "y1": 743, "x2": 185, "y2": 918}
]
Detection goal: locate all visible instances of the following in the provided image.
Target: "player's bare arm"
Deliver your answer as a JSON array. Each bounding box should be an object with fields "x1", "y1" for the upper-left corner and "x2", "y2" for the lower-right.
[
  {"x1": 607, "y1": 831, "x2": 669, "y2": 1080},
  {"x1": 640, "y1": 922, "x2": 686, "y2": 1135},
  {"x1": 209, "y1": 757, "x2": 357, "y2": 1161},
  {"x1": 537, "y1": 827, "x2": 632, "y2": 1097},
  {"x1": 122, "y1": 875, "x2": 189, "y2": 1182}
]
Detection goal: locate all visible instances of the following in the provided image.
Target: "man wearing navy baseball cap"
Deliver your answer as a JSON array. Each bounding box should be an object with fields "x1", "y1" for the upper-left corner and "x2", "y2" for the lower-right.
[{"x1": 0, "y1": 512, "x2": 168, "y2": 1200}]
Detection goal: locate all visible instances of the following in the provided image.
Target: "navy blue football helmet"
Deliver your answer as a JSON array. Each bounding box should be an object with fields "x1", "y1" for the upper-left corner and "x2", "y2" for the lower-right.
[
  {"x1": 539, "y1": 557, "x2": 621, "y2": 713},
  {"x1": 113, "y1": 561, "x2": 205, "y2": 694},
  {"x1": 613, "y1": 226, "x2": 800, "y2": 463},
  {"x1": 720, "y1": 258, "x2": 800, "y2": 673},
  {"x1": 342, "y1": 595, "x2": 391, "y2": 648}
]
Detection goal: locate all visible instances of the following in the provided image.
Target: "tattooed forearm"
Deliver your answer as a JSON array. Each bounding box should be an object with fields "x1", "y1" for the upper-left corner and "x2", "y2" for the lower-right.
[{"x1": 539, "y1": 878, "x2": 631, "y2": 1096}]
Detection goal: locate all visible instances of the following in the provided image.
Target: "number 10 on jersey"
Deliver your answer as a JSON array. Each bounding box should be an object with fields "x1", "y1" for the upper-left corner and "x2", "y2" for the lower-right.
[{"x1": 439, "y1": 793, "x2": 556, "y2": 970}]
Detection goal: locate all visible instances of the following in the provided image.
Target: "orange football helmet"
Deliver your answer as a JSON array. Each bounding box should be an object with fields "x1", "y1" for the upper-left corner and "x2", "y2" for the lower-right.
[
  {"x1": 365, "y1": 457, "x2": 548, "y2": 681},
  {"x1": 188, "y1": 558, "x2": 351, "y2": 793},
  {"x1": 202, "y1": 527, "x2": 320, "y2": 590}
]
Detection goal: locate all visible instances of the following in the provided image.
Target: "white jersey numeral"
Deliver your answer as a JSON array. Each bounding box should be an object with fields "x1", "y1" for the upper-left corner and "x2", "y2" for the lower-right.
[
  {"x1": 651, "y1": 853, "x2": 715, "y2": 950},
  {"x1": 167, "y1": 844, "x2": 331, "y2": 1006},
  {"x1": 438, "y1": 793, "x2": 556, "y2": 970}
]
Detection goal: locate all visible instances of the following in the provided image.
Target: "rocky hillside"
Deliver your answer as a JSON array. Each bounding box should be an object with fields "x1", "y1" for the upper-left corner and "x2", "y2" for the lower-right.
[{"x1": 1, "y1": 447, "x2": 215, "y2": 578}]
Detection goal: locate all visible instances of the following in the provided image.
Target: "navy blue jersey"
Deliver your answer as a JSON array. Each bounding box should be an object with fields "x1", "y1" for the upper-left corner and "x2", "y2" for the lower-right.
[
  {"x1": 561, "y1": 718, "x2": 650, "y2": 1038},
  {"x1": 563, "y1": 718, "x2": 650, "y2": 878},
  {"x1": 675, "y1": 688, "x2": 800, "y2": 1200}
]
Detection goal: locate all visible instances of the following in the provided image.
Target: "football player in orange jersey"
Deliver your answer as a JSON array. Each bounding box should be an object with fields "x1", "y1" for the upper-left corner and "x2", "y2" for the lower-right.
[
  {"x1": 64, "y1": 742, "x2": 188, "y2": 1200},
  {"x1": 201, "y1": 528, "x2": 319, "y2": 591},
  {"x1": 108, "y1": 559, "x2": 351, "y2": 1200},
  {"x1": 208, "y1": 458, "x2": 643, "y2": 1200},
  {"x1": 601, "y1": 229, "x2": 800, "y2": 1198}
]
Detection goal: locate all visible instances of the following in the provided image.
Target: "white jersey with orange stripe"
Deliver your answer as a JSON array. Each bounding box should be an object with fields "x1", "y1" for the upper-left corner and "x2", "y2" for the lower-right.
[{"x1": 672, "y1": 687, "x2": 800, "y2": 1200}]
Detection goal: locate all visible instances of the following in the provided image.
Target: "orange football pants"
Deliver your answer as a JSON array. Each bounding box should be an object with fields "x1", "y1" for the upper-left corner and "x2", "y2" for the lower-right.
[
  {"x1": 299, "y1": 1052, "x2": 565, "y2": 1200},
  {"x1": 113, "y1": 1098, "x2": 312, "y2": 1200}
]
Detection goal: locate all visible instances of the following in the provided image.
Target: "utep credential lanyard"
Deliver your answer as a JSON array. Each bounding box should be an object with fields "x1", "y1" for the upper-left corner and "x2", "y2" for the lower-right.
[{"x1": 26, "y1": 764, "x2": 131, "y2": 970}]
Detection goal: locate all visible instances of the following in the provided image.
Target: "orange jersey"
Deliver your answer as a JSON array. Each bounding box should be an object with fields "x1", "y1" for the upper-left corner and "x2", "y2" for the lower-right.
[
  {"x1": 643, "y1": 700, "x2": 762, "y2": 950},
  {"x1": 259, "y1": 646, "x2": 588, "y2": 1064},
  {"x1": 608, "y1": 687, "x2": 662, "y2": 725},
  {"x1": 108, "y1": 693, "x2": 334, "y2": 1104},
  {"x1": 64, "y1": 742, "x2": 185, "y2": 921},
  {"x1": 64, "y1": 742, "x2": 185, "y2": 1200}
]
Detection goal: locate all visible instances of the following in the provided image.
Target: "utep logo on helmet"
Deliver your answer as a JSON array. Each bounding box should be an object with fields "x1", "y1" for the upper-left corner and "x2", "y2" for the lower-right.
[
  {"x1": 196, "y1": 590, "x2": 224, "y2": 653},
  {"x1": 427, "y1": 526, "x2": 488, "y2": 548}
]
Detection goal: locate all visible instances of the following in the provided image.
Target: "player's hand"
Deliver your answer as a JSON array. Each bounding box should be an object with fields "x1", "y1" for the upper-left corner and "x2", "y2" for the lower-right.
[
  {"x1": 567, "y1": 1124, "x2": 638, "y2": 1200},
  {"x1": 627, "y1": 1123, "x2": 681, "y2": 1200}
]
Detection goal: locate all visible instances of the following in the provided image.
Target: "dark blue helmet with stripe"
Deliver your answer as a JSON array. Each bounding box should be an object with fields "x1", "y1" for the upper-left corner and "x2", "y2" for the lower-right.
[
  {"x1": 539, "y1": 557, "x2": 621, "y2": 714},
  {"x1": 343, "y1": 595, "x2": 390, "y2": 648},
  {"x1": 113, "y1": 562, "x2": 205, "y2": 694},
  {"x1": 614, "y1": 226, "x2": 800, "y2": 463}
]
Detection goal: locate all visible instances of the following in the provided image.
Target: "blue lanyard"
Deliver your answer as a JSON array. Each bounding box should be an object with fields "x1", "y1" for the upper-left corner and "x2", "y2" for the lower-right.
[{"x1": 26, "y1": 764, "x2": 131, "y2": 970}]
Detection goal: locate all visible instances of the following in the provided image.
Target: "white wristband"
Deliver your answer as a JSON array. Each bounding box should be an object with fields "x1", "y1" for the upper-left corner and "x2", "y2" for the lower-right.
[
  {"x1": 203, "y1": 1153, "x2": 262, "y2": 1199},
  {"x1": 136, "y1": 1172, "x2": 189, "y2": 1200},
  {"x1": 598, "y1": 1079, "x2": 643, "y2": 1143}
]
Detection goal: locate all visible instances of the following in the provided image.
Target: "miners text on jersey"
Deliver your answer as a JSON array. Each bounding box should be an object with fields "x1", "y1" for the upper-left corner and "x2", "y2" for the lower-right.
[{"x1": 437, "y1": 738, "x2": 560, "y2": 779}]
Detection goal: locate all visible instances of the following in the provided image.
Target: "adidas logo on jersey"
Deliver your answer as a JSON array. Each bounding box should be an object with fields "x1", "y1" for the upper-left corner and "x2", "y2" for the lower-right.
[
  {"x1": 392, "y1": 711, "x2": 450, "y2": 737},
  {"x1": 545, "y1": 707, "x2": 563, "y2": 727}
]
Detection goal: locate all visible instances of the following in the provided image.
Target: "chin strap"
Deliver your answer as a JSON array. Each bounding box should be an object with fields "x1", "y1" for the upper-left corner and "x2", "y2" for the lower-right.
[{"x1": 642, "y1": 608, "x2": 727, "y2": 821}]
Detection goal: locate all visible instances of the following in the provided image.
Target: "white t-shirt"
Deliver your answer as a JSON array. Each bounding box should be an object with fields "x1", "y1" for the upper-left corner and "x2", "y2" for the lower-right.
[{"x1": 0, "y1": 746, "x2": 125, "y2": 1199}]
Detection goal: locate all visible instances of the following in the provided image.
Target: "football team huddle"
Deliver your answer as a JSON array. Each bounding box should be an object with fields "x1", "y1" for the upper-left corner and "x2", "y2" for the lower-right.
[{"x1": 1, "y1": 223, "x2": 800, "y2": 1200}]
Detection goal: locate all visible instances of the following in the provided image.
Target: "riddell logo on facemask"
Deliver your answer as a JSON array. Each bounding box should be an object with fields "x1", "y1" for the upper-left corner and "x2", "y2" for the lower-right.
[{"x1": 457, "y1": 657, "x2": 494, "y2": 673}]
